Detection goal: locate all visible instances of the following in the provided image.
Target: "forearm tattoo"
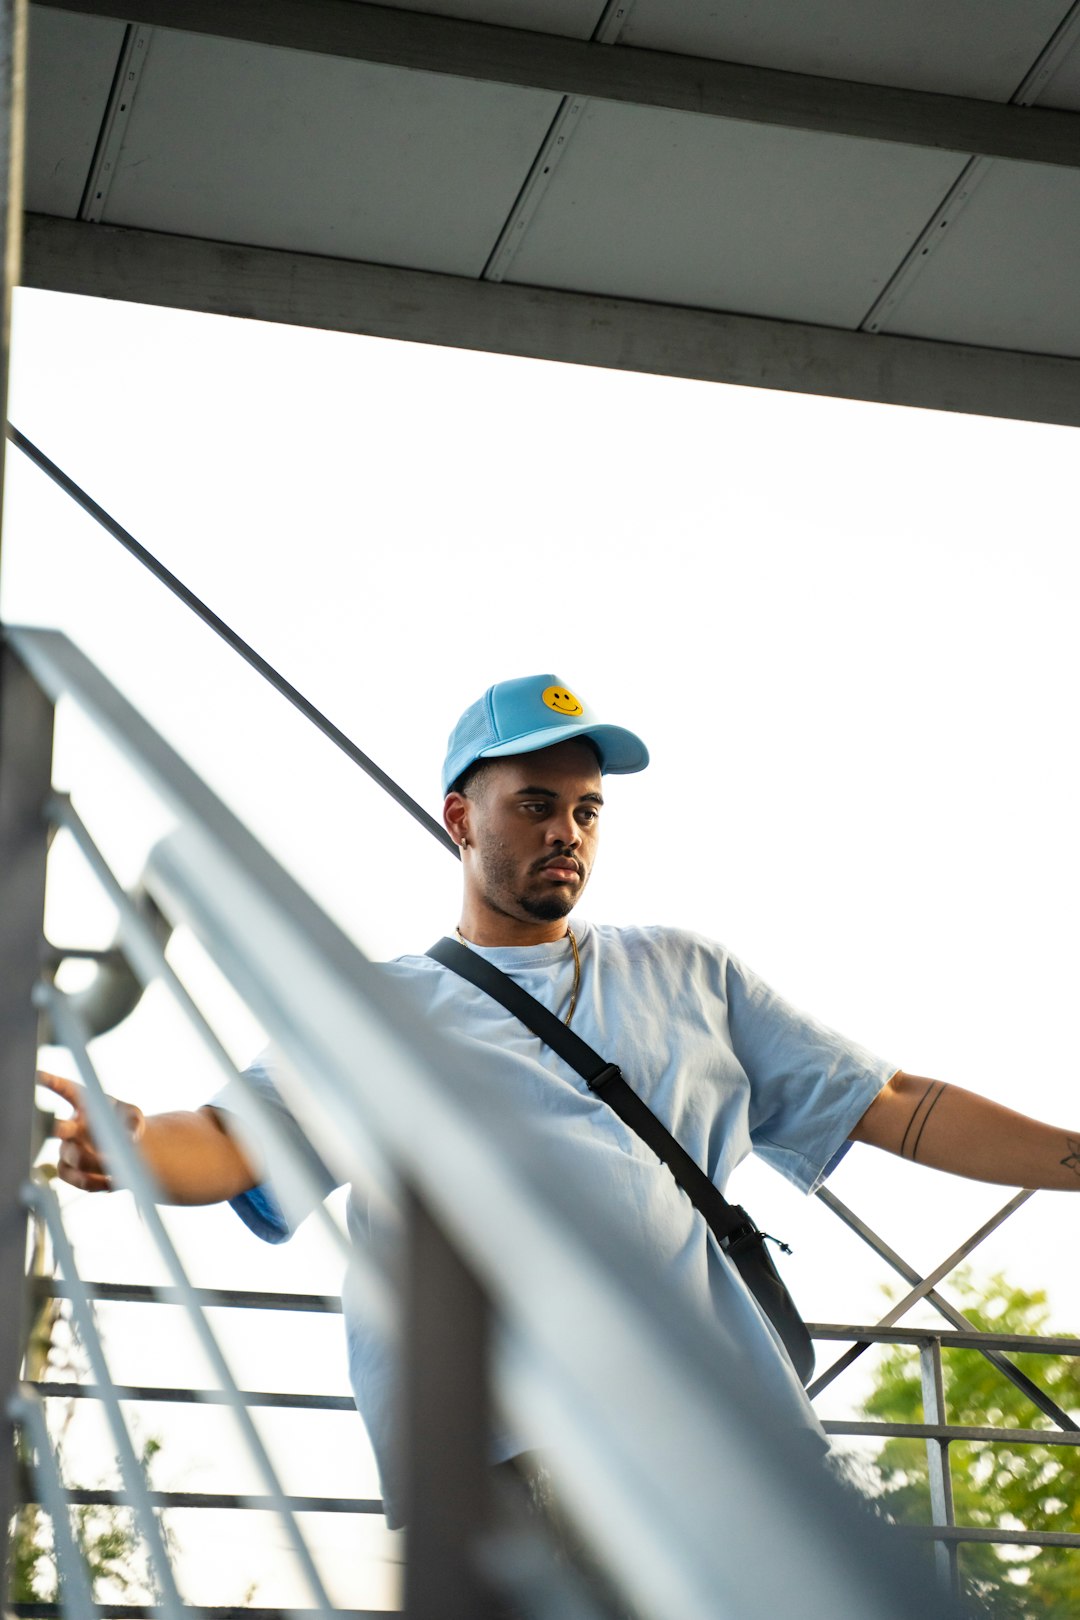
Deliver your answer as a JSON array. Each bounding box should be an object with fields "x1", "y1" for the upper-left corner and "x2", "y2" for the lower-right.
[
  {"x1": 1060, "y1": 1138, "x2": 1080, "y2": 1179},
  {"x1": 900, "y1": 1080, "x2": 947, "y2": 1162}
]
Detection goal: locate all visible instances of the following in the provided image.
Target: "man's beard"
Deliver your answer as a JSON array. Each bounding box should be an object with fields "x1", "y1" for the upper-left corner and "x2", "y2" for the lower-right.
[
  {"x1": 476, "y1": 840, "x2": 585, "y2": 923},
  {"x1": 517, "y1": 891, "x2": 576, "y2": 921}
]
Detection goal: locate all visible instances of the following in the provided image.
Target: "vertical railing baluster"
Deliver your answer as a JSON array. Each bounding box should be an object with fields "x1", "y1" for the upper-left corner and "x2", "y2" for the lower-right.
[
  {"x1": 9, "y1": 1386, "x2": 101, "y2": 1620},
  {"x1": 401, "y1": 1186, "x2": 498, "y2": 1620},
  {"x1": 0, "y1": 641, "x2": 55, "y2": 1589},
  {"x1": 0, "y1": 0, "x2": 33, "y2": 1588},
  {"x1": 36, "y1": 982, "x2": 335, "y2": 1614},
  {"x1": 26, "y1": 1182, "x2": 192, "y2": 1620},
  {"x1": 0, "y1": 0, "x2": 25, "y2": 534},
  {"x1": 920, "y1": 1338, "x2": 959, "y2": 1600}
]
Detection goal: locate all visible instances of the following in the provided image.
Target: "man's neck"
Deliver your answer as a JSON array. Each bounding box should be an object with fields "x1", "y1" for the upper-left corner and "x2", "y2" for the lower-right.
[{"x1": 456, "y1": 905, "x2": 571, "y2": 948}]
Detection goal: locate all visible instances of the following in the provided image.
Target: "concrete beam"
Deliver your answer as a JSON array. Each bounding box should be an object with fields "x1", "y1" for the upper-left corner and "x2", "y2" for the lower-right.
[
  {"x1": 21, "y1": 213, "x2": 1080, "y2": 429},
  {"x1": 31, "y1": 0, "x2": 1080, "y2": 170}
]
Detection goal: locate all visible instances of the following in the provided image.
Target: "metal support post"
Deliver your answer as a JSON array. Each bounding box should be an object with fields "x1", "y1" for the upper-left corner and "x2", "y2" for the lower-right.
[
  {"x1": 400, "y1": 1186, "x2": 498, "y2": 1620},
  {"x1": 919, "y1": 1339, "x2": 959, "y2": 1601},
  {"x1": 0, "y1": 0, "x2": 24, "y2": 550},
  {"x1": 0, "y1": 641, "x2": 54, "y2": 1587},
  {"x1": 0, "y1": 17, "x2": 32, "y2": 1580}
]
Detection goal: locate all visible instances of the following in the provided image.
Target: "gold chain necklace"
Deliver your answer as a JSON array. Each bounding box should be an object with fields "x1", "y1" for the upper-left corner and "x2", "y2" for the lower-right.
[{"x1": 455, "y1": 925, "x2": 581, "y2": 1028}]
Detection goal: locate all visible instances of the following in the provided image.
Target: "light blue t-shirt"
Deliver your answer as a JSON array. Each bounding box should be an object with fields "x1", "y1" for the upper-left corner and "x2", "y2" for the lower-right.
[{"x1": 210, "y1": 921, "x2": 894, "y2": 1527}]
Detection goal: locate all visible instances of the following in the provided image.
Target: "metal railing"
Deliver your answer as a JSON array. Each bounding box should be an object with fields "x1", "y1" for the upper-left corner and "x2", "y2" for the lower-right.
[
  {"x1": 806, "y1": 1184, "x2": 1080, "y2": 1595},
  {"x1": 0, "y1": 624, "x2": 960, "y2": 1620}
]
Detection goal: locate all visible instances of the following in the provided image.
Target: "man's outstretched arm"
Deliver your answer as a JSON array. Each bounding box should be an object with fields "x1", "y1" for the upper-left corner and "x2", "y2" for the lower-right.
[
  {"x1": 851, "y1": 1070, "x2": 1080, "y2": 1191},
  {"x1": 39, "y1": 1071, "x2": 257, "y2": 1205}
]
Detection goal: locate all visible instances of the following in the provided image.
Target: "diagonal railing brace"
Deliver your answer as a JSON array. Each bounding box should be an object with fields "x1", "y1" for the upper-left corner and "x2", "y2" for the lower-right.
[
  {"x1": 811, "y1": 1188, "x2": 1077, "y2": 1431},
  {"x1": 5, "y1": 422, "x2": 457, "y2": 857}
]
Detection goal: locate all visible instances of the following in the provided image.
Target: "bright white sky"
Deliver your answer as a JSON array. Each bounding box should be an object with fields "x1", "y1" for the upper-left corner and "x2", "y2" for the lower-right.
[{"x1": 4, "y1": 285, "x2": 1080, "y2": 1605}]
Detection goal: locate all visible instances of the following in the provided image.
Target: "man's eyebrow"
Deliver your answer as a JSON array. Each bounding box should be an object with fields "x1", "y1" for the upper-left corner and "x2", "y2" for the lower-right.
[{"x1": 514, "y1": 786, "x2": 604, "y2": 804}]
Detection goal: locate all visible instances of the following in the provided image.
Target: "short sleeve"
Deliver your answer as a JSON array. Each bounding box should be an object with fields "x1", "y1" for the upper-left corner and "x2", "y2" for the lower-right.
[
  {"x1": 724, "y1": 955, "x2": 896, "y2": 1193},
  {"x1": 207, "y1": 1052, "x2": 341, "y2": 1244}
]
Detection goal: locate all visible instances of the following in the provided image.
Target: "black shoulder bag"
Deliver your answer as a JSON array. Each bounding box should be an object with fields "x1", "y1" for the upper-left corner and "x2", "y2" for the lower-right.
[{"x1": 427, "y1": 936, "x2": 815, "y2": 1385}]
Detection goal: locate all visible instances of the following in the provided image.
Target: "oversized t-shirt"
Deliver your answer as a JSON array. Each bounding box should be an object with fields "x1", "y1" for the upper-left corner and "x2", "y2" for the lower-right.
[{"x1": 210, "y1": 921, "x2": 895, "y2": 1527}]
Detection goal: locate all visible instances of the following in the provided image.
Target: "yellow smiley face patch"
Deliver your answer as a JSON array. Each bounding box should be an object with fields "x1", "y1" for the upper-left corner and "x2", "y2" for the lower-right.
[{"x1": 542, "y1": 685, "x2": 584, "y2": 717}]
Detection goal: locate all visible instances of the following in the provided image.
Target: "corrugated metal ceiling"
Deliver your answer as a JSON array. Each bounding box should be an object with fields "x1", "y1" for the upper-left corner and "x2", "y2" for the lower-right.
[{"x1": 20, "y1": 0, "x2": 1080, "y2": 425}]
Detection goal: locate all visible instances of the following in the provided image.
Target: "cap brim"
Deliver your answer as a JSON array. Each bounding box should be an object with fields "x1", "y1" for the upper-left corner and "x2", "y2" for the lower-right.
[{"x1": 479, "y1": 720, "x2": 649, "y2": 775}]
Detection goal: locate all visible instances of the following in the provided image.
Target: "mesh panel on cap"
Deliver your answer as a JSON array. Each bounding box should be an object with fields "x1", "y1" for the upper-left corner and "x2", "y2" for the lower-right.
[{"x1": 445, "y1": 690, "x2": 495, "y2": 788}]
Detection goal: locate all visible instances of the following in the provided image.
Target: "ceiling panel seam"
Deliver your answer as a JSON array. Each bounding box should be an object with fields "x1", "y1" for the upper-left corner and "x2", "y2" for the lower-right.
[
  {"x1": 481, "y1": 95, "x2": 585, "y2": 283},
  {"x1": 77, "y1": 23, "x2": 153, "y2": 222},
  {"x1": 31, "y1": 0, "x2": 1080, "y2": 172},
  {"x1": 1012, "y1": 0, "x2": 1080, "y2": 105},
  {"x1": 483, "y1": 0, "x2": 636, "y2": 284},
  {"x1": 858, "y1": 0, "x2": 1080, "y2": 334}
]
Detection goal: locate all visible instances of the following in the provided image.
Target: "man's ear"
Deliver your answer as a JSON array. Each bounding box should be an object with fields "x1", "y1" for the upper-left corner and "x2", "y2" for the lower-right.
[{"x1": 443, "y1": 791, "x2": 469, "y2": 849}]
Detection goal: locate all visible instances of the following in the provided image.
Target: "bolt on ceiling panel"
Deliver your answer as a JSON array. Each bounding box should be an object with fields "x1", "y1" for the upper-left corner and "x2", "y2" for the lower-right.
[
  {"x1": 369, "y1": 0, "x2": 609, "y2": 37},
  {"x1": 621, "y1": 0, "x2": 1077, "y2": 101},
  {"x1": 873, "y1": 161, "x2": 1080, "y2": 357},
  {"x1": 504, "y1": 99, "x2": 969, "y2": 329},
  {"x1": 97, "y1": 30, "x2": 562, "y2": 278},
  {"x1": 24, "y1": 6, "x2": 127, "y2": 217}
]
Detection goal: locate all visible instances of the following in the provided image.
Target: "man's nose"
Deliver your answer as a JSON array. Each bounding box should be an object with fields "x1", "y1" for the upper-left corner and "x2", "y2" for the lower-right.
[{"x1": 547, "y1": 815, "x2": 581, "y2": 847}]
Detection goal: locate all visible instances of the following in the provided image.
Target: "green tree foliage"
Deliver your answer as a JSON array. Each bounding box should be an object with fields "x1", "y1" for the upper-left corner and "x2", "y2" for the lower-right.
[
  {"x1": 859, "y1": 1269, "x2": 1080, "y2": 1617},
  {"x1": 10, "y1": 1439, "x2": 165, "y2": 1607}
]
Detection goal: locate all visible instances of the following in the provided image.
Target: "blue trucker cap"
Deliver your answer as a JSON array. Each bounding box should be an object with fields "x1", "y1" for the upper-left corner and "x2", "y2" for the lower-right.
[{"x1": 442, "y1": 674, "x2": 649, "y2": 795}]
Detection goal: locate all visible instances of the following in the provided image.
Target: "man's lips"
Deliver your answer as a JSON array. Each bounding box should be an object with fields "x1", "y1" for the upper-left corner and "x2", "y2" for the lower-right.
[{"x1": 537, "y1": 857, "x2": 582, "y2": 880}]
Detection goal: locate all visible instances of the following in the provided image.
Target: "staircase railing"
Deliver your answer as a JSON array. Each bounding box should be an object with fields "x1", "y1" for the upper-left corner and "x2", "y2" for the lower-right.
[{"x1": 0, "y1": 624, "x2": 958, "y2": 1619}]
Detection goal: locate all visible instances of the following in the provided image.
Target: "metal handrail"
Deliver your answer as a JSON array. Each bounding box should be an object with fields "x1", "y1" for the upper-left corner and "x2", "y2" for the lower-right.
[
  {"x1": 40, "y1": 1281, "x2": 343, "y2": 1312},
  {"x1": 1, "y1": 624, "x2": 957, "y2": 1620},
  {"x1": 811, "y1": 1324, "x2": 1080, "y2": 1354}
]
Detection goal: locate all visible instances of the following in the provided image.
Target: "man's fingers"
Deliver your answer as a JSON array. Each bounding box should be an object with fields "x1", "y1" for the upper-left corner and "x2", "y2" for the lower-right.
[
  {"x1": 37, "y1": 1070, "x2": 84, "y2": 1112},
  {"x1": 38, "y1": 1071, "x2": 144, "y2": 1195},
  {"x1": 59, "y1": 1139, "x2": 106, "y2": 1178},
  {"x1": 55, "y1": 1160, "x2": 113, "y2": 1193},
  {"x1": 39, "y1": 1072, "x2": 145, "y2": 1146}
]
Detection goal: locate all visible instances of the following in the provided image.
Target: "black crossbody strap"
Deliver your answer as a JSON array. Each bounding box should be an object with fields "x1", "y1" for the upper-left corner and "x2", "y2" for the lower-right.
[{"x1": 427, "y1": 936, "x2": 753, "y2": 1249}]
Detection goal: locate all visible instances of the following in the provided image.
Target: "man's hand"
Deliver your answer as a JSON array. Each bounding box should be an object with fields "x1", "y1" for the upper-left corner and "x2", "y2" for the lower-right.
[
  {"x1": 36, "y1": 1071, "x2": 257, "y2": 1205},
  {"x1": 39, "y1": 1070, "x2": 144, "y2": 1193}
]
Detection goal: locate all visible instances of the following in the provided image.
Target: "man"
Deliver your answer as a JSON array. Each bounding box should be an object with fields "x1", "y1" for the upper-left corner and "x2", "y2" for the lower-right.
[{"x1": 40, "y1": 672, "x2": 1080, "y2": 1534}]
